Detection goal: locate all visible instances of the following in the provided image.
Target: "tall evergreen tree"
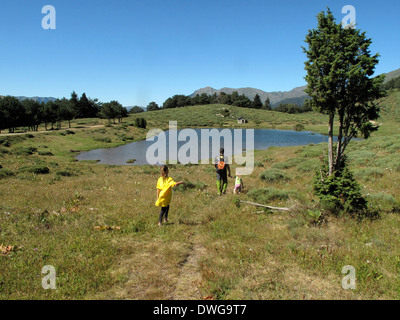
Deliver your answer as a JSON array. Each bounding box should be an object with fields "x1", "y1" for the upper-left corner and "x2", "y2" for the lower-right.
[
  {"x1": 263, "y1": 97, "x2": 272, "y2": 110},
  {"x1": 252, "y1": 94, "x2": 263, "y2": 109},
  {"x1": 303, "y1": 8, "x2": 385, "y2": 175},
  {"x1": 70, "y1": 91, "x2": 79, "y2": 118}
]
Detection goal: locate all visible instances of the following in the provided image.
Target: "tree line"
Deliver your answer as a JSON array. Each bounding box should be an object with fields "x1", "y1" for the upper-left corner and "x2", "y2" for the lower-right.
[
  {"x1": 145, "y1": 92, "x2": 273, "y2": 111},
  {"x1": 146, "y1": 91, "x2": 314, "y2": 114},
  {"x1": 0, "y1": 91, "x2": 128, "y2": 133}
]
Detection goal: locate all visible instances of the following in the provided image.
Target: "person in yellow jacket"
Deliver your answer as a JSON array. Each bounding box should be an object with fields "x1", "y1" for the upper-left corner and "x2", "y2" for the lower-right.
[{"x1": 155, "y1": 165, "x2": 184, "y2": 226}]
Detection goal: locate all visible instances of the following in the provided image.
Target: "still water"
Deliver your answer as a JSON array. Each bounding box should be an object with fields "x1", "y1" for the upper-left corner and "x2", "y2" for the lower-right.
[{"x1": 75, "y1": 128, "x2": 333, "y2": 165}]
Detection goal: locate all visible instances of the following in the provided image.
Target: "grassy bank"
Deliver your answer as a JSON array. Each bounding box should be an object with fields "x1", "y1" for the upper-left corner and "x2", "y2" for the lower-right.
[{"x1": 1, "y1": 103, "x2": 399, "y2": 299}]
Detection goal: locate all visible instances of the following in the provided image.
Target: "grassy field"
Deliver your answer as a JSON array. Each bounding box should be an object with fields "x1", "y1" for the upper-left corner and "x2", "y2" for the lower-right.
[{"x1": 1, "y1": 93, "x2": 399, "y2": 300}]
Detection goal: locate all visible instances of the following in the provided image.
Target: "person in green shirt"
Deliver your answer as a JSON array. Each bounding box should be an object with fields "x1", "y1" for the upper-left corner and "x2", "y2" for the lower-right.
[{"x1": 155, "y1": 165, "x2": 184, "y2": 226}]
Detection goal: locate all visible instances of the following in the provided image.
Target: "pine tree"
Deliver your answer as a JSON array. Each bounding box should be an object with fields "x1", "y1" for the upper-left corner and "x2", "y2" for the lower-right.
[
  {"x1": 252, "y1": 94, "x2": 263, "y2": 109},
  {"x1": 263, "y1": 97, "x2": 272, "y2": 110},
  {"x1": 303, "y1": 8, "x2": 385, "y2": 175}
]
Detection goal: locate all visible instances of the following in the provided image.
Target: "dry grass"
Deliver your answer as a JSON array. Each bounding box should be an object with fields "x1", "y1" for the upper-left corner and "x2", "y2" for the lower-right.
[{"x1": 1, "y1": 114, "x2": 399, "y2": 300}]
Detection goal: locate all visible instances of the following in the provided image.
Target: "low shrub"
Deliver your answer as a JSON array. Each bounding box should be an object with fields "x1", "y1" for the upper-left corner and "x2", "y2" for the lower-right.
[
  {"x1": 175, "y1": 180, "x2": 207, "y2": 192},
  {"x1": 134, "y1": 118, "x2": 147, "y2": 129},
  {"x1": 0, "y1": 137, "x2": 11, "y2": 147},
  {"x1": 260, "y1": 169, "x2": 290, "y2": 182},
  {"x1": 313, "y1": 163, "x2": 368, "y2": 216},
  {"x1": 0, "y1": 168, "x2": 15, "y2": 180},
  {"x1": 293, "y1": 123, "x2": 305, "y2": 131},
  {"x1": 13, "y1": 146, "x2": 37, "y2": 155},
  {"x1": 19, "y1": 165, "x2": 50, "y2": 174},
  {"x1": 38, "y1": 151, "x2": 54, "y2": 156}
]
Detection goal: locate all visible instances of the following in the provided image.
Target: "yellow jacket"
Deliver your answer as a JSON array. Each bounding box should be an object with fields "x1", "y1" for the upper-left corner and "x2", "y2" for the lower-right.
[{"x1": 155, "y1": 176, "x2": 177, "y2": 207}]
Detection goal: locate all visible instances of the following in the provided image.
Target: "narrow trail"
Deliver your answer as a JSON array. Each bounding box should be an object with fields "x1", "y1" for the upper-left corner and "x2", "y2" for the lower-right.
[{"x1": 171, "y1": 234, "x2": 206, "y2": 300}]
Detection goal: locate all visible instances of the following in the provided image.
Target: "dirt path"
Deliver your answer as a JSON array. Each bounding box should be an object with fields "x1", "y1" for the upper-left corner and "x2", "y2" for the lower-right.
[{"x1": 172, "y1": 235, "x2": 206, "y2": 300}]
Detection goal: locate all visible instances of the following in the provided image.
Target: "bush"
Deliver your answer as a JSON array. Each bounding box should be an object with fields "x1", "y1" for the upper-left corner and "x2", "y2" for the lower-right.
[
  {"x1": 0, "y1": 137, "x2": 11, "y2": 147},
  {"x1": 38, "y1": 151, "x2": 54, "y2": 156},
  {"x1": 293, "y1": 123, "x2": 305, "y2": 131},
  {"x1": 134, "y1": 117, "x2": 147, "y2": 129},
  {"x1": 13, "y1": 147, "x2": 37, "y2": 155},
  {"x1": 260, "y1": 169, "x2": 290, "y2": 182},
  {"x1": 313, "y1": 163, "x2": 367, "y2": 216},
  {"x1": 19, "y1": 165, "x2": 50, "y2": 174},
  {"x1": 0, "y1": 168, "x2": 15, "y2": 179},
  {"x1": 175, "y1": 180, "x2": 207, "y2": 192}
]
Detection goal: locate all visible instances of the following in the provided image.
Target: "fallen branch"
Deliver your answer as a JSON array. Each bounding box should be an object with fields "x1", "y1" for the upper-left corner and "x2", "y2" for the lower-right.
[{"x1": 239, "y1": 200, "x2": 291, "y2": 211}]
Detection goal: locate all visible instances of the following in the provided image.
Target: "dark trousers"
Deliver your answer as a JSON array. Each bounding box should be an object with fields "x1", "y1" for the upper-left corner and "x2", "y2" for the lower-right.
[{"x1": 159, "y1": 205, "x2": 170, "y2": 223}]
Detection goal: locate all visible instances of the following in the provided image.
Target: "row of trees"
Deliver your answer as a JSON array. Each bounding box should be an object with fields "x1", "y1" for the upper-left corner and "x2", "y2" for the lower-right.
[
  {"x1": 146, "y1": 92, "x2": 273, "y2": 111},
  {"x1": 275, "y1": 103, "x2": 312, "y2": 114},
  {"x1": 0, "y1": 92, "x2": 128, "y2": 133}
]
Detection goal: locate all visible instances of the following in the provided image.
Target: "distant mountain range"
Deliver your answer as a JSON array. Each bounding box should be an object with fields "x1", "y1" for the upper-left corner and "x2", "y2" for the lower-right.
[{"x1": 190, "y1": 68, "x2": 400, "y2": 107}]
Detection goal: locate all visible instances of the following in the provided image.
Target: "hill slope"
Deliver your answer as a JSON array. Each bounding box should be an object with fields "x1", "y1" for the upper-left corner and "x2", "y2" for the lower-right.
[{"x1": 382, "y1": 68, "x2": 400, "y2": 83}]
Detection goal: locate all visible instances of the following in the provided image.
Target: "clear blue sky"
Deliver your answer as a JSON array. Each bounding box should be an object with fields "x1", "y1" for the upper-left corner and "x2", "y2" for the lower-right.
[{"x1": 1, "y1": 0, "x2": 399, "y2": 107}]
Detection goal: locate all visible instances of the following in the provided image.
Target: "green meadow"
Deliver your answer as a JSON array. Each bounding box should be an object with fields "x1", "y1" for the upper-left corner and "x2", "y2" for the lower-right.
[{"x1": 1, "y1": 91, "x2": 400, "y2": 299}]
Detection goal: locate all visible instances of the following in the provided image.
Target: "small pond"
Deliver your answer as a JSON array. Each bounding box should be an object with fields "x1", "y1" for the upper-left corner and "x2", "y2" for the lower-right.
[{"x1": 75, "y1": 128, "x2": 334, "y2": 165}]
